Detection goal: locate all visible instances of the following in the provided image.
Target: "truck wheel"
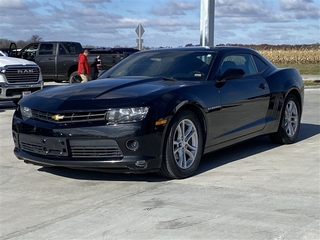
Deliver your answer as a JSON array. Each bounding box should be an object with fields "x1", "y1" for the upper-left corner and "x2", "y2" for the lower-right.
[{"x1": 69, "y1": 71, "x2": 82, "y2": 84}]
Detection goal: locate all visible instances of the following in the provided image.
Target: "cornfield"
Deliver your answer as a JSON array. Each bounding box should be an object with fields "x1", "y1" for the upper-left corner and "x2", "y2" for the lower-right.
[
  {"x1": 218, "y1": 44, "x2": 320, "y2": 65},
  {"x1": 259, "y1": 48, "x2": 320, "y2": 65}
]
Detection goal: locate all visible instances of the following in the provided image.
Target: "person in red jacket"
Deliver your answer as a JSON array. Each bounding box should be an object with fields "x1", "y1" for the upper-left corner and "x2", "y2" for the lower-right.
[{"x1": 78, "y1": 49, "x2": 91, "y2": 83}]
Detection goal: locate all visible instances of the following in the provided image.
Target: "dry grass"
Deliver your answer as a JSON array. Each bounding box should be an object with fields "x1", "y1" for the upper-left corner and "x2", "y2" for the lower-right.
[
  {"x1": 259, "y1": 48, "x2": 320, "y2": 65},
  {"x1": 218, "y1": 44, "x2": 319, "y2": 75},
  {"x1": 258, "y1": 48, "x2": 320, "y2": 75},
  {"x1": 275, "y1": 63, "x2": 320, "y2": 75}
]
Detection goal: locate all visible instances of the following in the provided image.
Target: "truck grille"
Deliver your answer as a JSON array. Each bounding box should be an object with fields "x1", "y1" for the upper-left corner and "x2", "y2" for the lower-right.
[{"x1": 5, "y1": 66, "x2": 40, "y2": 83}]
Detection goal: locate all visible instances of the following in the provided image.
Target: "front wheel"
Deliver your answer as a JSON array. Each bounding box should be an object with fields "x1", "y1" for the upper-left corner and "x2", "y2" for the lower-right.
[
  {"x1": 159, "y1": 110, "x2": 204, "y2": 179},
  {"x1": 69, "y1": 71, "x2": 82, "y2": 84},
  {"x1": 269, "y1": 94, "x2": 301, "y2": 144}
]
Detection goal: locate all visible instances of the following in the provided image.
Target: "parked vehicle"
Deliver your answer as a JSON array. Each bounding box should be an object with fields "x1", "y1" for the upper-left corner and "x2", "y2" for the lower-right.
[
  {"x1": 12, "y1": 46, "x2": 304, "y2": 179},
  {"x1": 0, "y1": 55, "x2": 43, "y2": 105},
  {"x1": 0, "y1": 50, "x2": 7, "y2": 57},
  {"x1": 8, "y1": 42, "x2": 138, "y2": 83}
]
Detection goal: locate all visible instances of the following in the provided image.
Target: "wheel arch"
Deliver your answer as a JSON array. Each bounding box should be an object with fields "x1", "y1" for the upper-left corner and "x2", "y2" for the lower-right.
[
  {"x1": 161, "y1": 102, "x2": 207, "y2": 157},
  {"x1": 158, "y1": 103, "x2": 207, "y2": 178},
  {"x1": 286, "y1": 87, "x2": 303, "y2": 113},
  {"x1": 68, "y1": 64, "x2": 78, "y2": 78}
]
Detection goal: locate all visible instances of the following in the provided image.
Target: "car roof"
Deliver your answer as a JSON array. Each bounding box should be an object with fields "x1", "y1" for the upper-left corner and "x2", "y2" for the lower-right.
[{"x1": 140, "y1": 46, "x2": 259, "y2": 55}]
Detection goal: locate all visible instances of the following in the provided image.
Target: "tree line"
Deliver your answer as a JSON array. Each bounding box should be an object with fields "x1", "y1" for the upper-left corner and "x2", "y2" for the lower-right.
[
  {"x1": 0, "y1": 35, "x2": 43, "y2": 49},
  {"x1": 1, "y1": 35, "x2": 319, "y2": 50}
]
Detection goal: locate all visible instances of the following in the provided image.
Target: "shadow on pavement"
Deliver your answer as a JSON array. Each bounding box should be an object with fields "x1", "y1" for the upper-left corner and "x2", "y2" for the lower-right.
[
  {"x1": 195, "y1": 123, "x2": 320, "y2": 176},
  {"x1": 37, "y1": 122, "x2": 320, "y2": 181},
  {"x1": 38, "y1": 167, "x2": 166, "y2": 182}
]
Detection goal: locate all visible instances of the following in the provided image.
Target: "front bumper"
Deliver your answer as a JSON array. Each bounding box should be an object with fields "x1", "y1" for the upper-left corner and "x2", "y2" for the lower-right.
[
  {"x1": 14, "y1": 147, "x2": 160, "y2": 173},
  {"x1": 12, "y1": 115, "x2": 163, "y2": 173},
  {"x1": 0, "y1": 81, "x2": 43, "y2": 101}
]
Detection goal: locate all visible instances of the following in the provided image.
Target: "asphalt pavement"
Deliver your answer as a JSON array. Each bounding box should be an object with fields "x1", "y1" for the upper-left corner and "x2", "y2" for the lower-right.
[{"x1": 0, "y1": 87, "x2": 319, "y2": 240}]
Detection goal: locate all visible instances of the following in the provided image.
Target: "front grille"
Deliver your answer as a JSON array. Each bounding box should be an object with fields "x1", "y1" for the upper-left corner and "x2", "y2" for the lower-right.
[
  {"x1": 31, "y1": 109, "x2": 107, "y2": 124},
  {"x1": 69, "y1": 139, "x2": 123, "y2": 159},
  {"x1": 19, "y1": 134, "x2": 123, "y2": 160},
  {"x1": 19, "y1": 134, "x2": 68, "y2": 156},
  {"x1": 5, "y1": 66, "x2": 40, "y2": 83},
  {"x1": 70, "y1": 146, "x2": 123, "y2": 158},
  {"x1": 20, "y1": 141, "x2": 43, "y2": 154}
]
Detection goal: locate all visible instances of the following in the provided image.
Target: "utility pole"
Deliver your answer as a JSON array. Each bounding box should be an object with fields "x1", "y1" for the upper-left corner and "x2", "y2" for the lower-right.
[{"x1": 200, "y1": 0, "x2": 215, "y2": 46}]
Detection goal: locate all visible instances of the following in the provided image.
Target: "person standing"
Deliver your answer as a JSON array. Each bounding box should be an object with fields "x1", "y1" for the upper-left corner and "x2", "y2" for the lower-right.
[{"x1": 78, "y1": 49, "x2": 91, "y2": 83}]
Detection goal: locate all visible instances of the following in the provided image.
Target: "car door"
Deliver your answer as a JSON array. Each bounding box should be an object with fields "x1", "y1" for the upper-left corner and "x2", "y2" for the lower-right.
[
  {"x1": 34, "y1": 43, "x2": 56, "y2": 79},
  {"x1": 217, "y1": 53, "x2": 270, "y2": 143},
  {"x1": 19, "y1": 43, "x2": 39, "y2": 61}
]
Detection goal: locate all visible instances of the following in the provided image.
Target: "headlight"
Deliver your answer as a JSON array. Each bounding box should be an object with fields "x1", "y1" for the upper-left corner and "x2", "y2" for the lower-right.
[
  {"x1": 21, "y1": 106, "x2": 32, "y2": 118},
  {"x1": 0, "y1": 68, "x2": 5, "y2": 83},
  {"x1": 0, "y1": 74, "x2": 5, "y2": 83},
  {"x1": 39, "y1": 70, "x2": 43, "y2": 82},
  {"x1": 106, "y1": 107, "x2": 149, "y2": 124}
]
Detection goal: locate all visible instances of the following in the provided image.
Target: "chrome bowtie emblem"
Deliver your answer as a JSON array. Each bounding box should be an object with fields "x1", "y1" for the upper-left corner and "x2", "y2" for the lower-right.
[{"x1": 51, "y1": 114, "x2": 65, "y2": 121}]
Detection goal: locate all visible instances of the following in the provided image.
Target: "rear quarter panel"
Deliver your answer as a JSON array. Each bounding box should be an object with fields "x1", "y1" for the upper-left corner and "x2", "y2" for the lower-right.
[{"x1": 264, "y1": 67, "x2": 304, "y2": 132}]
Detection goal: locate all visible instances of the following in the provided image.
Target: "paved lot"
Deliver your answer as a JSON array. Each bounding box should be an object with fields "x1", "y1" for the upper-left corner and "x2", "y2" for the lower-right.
[{"x1": 0, "y1": 86, "x2": 319, "y2": 240}]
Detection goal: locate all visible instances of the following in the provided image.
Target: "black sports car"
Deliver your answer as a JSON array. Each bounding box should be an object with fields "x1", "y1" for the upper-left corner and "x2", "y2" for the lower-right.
[{"x1": 12, "y1": 46, "x2": 304, "y2": 179}]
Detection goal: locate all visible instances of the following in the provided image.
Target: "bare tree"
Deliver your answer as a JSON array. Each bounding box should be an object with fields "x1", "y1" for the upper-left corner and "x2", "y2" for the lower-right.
[{"x1": 28, "y1": 35, "x2": 43, "y2": 43}]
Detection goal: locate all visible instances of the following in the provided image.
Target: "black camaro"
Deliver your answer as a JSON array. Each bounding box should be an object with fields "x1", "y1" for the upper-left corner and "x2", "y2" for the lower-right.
[{"x1": 12, "y1": 46, "x2": 304, "y2": 179}]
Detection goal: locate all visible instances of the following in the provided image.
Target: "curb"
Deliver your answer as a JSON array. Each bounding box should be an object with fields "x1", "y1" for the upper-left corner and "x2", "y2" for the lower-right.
[{"x1": 302, "y1": 75, "x2": 320, "y2": 82}]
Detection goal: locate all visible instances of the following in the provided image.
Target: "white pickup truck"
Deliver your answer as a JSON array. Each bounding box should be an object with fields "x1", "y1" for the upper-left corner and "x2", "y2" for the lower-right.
[{"x1": 0, "y1": 55, "x2": 43, "y2": 105}]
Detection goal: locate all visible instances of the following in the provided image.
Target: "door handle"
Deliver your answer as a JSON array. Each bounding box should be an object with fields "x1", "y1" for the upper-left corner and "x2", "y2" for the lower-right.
[{"x1": 48, "y1": 58, "x2": 54, "y2": 60}]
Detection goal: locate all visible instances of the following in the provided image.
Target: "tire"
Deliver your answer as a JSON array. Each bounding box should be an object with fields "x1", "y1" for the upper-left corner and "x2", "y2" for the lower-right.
[
  {"x1": 69, "y1": 71, "x2": 82, "y2": 84},
  {"x1": 269, "y1": 94, "x2": 301, "y2": 144},
  {"x1": 159, "y1": 110, "x2": 204, "y2": 179}
]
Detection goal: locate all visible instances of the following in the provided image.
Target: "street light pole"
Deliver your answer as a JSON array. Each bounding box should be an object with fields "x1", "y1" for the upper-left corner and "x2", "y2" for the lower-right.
[{"x1": 200, "y1": 0, "x2": 215, "y2": 46}]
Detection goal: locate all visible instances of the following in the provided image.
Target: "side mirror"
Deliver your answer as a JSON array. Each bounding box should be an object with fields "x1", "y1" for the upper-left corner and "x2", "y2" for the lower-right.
[{"x1": 218, "y1": 68, "x2": 245, "y2": 82}]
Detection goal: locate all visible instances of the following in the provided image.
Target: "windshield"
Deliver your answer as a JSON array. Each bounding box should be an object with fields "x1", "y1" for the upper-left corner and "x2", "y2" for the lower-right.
[{"x1": 99, "y1": 50, "x2": 216, "y2": 81}]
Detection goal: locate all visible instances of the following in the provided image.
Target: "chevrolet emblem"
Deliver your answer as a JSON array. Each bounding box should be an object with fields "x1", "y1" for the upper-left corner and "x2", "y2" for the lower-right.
[{"x1": 51, "y1": 114, "x2": 65, "y2": 121}]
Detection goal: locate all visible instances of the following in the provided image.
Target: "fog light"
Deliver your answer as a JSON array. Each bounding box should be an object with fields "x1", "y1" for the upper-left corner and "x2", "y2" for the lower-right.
[
  {"x1": 135, "y1": 160, "x2": 147, "y2": 168},
  {"x1": 125, "y1": 139, "x2": 139, "y2": 151}
]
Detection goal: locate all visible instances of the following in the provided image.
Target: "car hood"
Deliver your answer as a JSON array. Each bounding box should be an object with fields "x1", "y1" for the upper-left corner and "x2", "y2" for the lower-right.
[
  {"x1": 20, "y1": 77, "x2": 192, "y2": 111},
  {"x1": 0, "y1": 56, "x2": 37, "y2": 67}
]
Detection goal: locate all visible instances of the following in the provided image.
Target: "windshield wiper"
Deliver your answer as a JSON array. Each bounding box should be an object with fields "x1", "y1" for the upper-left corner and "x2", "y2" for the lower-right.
[{"x1": 162, "y1": 77, "x2": 177, "y2": 81}]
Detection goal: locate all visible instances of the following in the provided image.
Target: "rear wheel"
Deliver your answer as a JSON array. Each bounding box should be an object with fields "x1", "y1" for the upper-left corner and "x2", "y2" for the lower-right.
[
  {"x1": 159, "y1": 110, "x2": 203, "y2": 179},
  {"x1": 69, "y1": 71, "x2": 82, "y2": 84},
  {"x1": 269, "y1": 94, "x2": 301, "y2": 144}
]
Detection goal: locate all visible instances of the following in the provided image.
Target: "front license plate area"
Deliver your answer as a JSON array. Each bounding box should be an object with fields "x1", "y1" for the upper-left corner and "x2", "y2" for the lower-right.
[
  {"x1": 22, "y1": 91, "x2": 31, "y2": 98},
  {"x1": 19, "y1": 134, "x2": 68, "y2": 156},
  {"x1": 43, "y1": 138, "x2": 68, "y2": 156}
]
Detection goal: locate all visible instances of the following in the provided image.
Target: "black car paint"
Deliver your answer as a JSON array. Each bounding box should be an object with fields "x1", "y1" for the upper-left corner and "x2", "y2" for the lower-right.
[{"x1": 12, "y1": 46, "x2": 304, "y2": 176}]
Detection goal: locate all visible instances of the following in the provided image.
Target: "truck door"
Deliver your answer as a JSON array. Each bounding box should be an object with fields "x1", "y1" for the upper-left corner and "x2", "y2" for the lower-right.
[
  {"x1": 19, "y1": 43, "x2": 39, "y2": 62},
  {"x1": 8, "y1": 42, "x2": 18, "y2": 57},
  {"x1": 34, "y1": 43, "x2": 56, "y2": 79}
]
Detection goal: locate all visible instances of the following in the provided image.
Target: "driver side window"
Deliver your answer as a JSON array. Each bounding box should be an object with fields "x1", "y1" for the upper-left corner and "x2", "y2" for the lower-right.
[{"x1": 219, "y1": 54, "x2": 258, "y2": 76}]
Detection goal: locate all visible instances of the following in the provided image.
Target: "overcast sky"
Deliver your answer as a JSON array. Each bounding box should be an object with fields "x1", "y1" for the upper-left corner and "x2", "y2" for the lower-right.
[{"x1": 0, "y1": 0, "x2": 319, "y2": 48}]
